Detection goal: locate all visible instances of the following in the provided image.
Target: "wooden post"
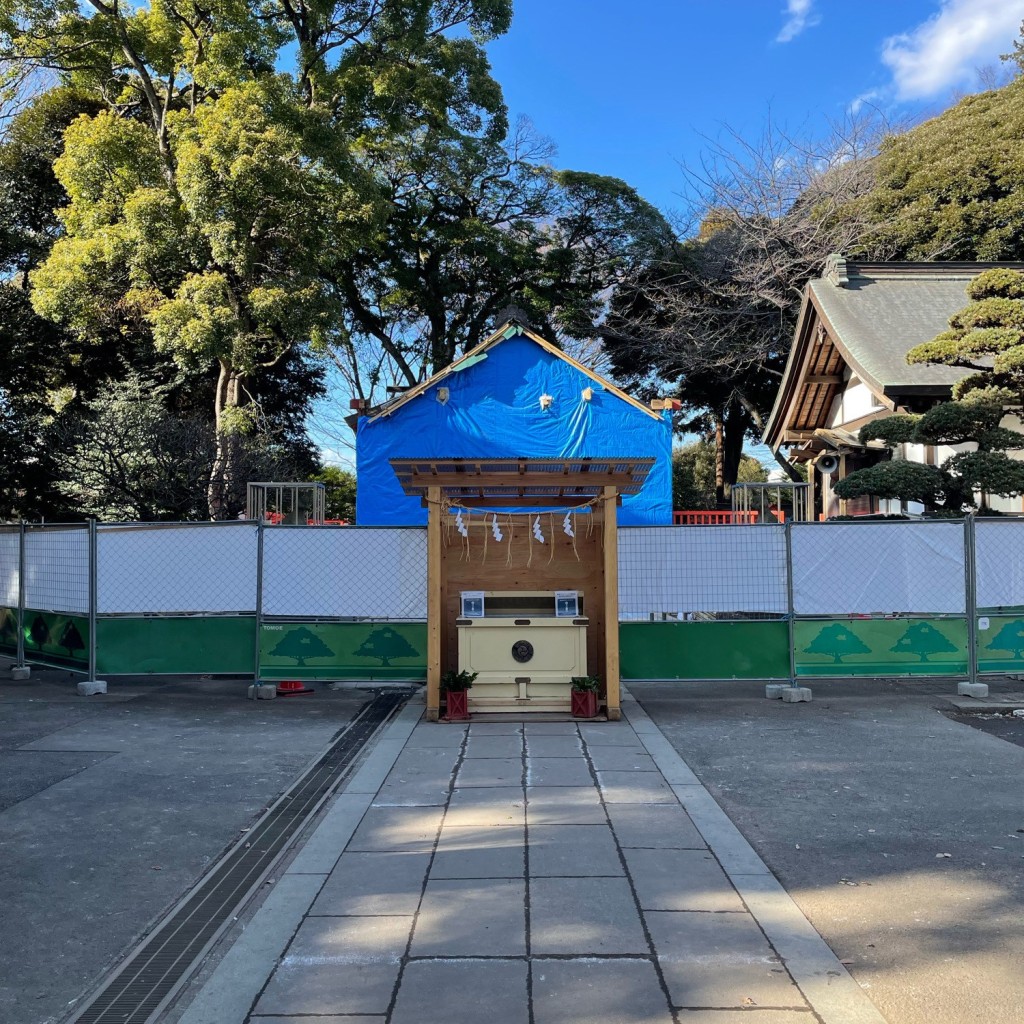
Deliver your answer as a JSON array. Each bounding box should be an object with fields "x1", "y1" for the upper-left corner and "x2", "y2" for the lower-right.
[
  {"x1": 603, "y1": 485, "x2": 621, "y2": 721},
  {"x1": 426, "y1": 485, "x2": 442, "y2": 721}
]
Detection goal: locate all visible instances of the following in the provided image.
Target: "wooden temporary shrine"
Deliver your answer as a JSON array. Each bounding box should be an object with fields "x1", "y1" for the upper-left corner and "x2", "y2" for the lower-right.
[{"x1": 389, "y1": 457, "x2": 654, "y2": 720}]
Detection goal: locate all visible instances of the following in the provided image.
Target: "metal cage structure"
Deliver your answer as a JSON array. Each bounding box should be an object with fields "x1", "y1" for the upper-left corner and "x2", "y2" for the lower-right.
[
  {"x1": 732, "y1": 482, "x2": 811, "y2": 523},
  {"x1": 245, "y1": 482, "x2": 326, "y2": 525}
]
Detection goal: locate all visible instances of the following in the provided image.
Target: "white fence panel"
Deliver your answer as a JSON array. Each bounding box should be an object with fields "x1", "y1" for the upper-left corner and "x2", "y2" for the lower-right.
[
  {"x1": 262, "y1": 527, "x2": 427, "y2": 619},
  {"x1": 618, "y1": 525, "x2": 789, "y2": 618},
  {"x1": 98, "y1": 523, "x2": 258, "y2": 613},
  {"x1": 975, "y1": 519, "x2": 1024, "y2": 608},
  {"x1": 792, "y1": 522, "x2": 965, "y2": 615},
  {"x1": 24, "y1": 527, "x2": 89, "y2": 614},
  {"x1": 0, "y1": 528, "x2": 18, "y2": 608}
]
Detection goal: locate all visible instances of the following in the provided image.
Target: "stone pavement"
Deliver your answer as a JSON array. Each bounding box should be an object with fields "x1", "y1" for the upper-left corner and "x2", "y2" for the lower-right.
[{"x1": 176, "y1": 691, "x2": 888, "y2": 1024}]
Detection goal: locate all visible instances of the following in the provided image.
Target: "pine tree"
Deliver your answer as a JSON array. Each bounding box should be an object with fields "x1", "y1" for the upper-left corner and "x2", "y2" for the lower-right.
[
  {"x1": 803, "y1": 623, "x2": 870, "y2": 664},
  {"x1": 890, "y1": 622, "x2": 957, "y2": 662},
  {"x1": 28, "y1": 614, "x2": 49, "y2": 648},
  {"x1": 352, "y1": 627, "x2": 420, "y2": 667},
  {"x1": 269, "y1": 627, "x2": 334, "y2": 667}
]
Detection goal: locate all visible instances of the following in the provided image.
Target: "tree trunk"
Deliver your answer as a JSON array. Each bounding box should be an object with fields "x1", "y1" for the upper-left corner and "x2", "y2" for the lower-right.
[
  {"x1": 721, "y1": 400, "x2": 746, "y2": 499},
  {"x1": 208, "y1": 362, "x2": 247, "y2": 520}
]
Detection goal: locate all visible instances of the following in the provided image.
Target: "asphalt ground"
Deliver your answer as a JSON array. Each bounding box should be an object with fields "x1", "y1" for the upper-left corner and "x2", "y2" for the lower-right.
[
  {"x1": 632, "y1": 677, "x2": 1024, "y2": 1024},
  {"x1": 0, "y1": 664, "x2": 371, "y2": 1024}
]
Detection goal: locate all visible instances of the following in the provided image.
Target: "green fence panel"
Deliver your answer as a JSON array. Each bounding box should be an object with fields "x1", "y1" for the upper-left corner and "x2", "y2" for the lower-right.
[
  {"x1": 96, "y1": 616, "x2": 256, "y2": 675},
  {"x1": 794, "y1": 617, "x2": 968, "y2": 676},
  {"x1": 976, "y1": 613, "x2": 1024, "y2": 674},
  {"x1": 1, "y1": 607, "x2": 89, "y2": 670},
  {"x1": 619, "y1": 620, "x2": 790, "y2": 680},
  {"x1": 259, "y1": 621, "x2": 427, "y2": 680}
]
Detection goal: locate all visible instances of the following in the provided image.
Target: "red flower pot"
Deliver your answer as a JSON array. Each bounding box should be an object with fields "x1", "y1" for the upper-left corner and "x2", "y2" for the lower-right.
[
  {"x1": 571, "y1": 689, "x2": 599, "y2": 719},
  {"x1": 444, "y1": 689, "x2": 470, "y2": 721}
]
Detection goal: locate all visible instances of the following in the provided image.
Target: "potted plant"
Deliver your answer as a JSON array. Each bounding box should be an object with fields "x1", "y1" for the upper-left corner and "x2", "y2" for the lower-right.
[
  {"x1": 570, "y1": 675, "x2": 600, "y2": 719},
  {"x1": 441, "y1": 668, "x2": 477, "y2": 721}
]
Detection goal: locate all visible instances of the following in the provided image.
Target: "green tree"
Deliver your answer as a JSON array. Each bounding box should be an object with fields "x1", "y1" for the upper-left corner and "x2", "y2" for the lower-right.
[
  {"x1": 987, "y1": 619, "x2": 1024, "y2": 659},
  {"x1": 269, "y1": 627, "x2": 334, "y2": 667},
  {"x1": 890, "y1": 622, "x2": 957, "y2": 662},
  {"x1": 1, "y1": 0, "x2": 515, "y2": 516},
  {"x1": 353, "y1": 626, "x2": 419, "y2": 666},
  {"x1": 311, "y1": 466, "x2": 356, "y2": 522},
  {"x1": 28, "y1": 614, "x2": 48, "y2": 648},
  {"x1": 803, "y1": 623, "x2": 870, "y2": 664},
  {"x1": 837, "y1": 270, "x2": 1024, "y2": 510},
  {"x1": 672, "y1": 440, "x2": 766, "y2": 509}
]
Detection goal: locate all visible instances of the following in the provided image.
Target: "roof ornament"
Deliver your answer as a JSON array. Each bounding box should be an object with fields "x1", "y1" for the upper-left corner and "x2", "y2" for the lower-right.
[
  {"x1": 494, "y1": 303, "x2": 532, "y2": 329},
  {"x1": 823, "y1": 254, "x2": 849, "y2": 288}
]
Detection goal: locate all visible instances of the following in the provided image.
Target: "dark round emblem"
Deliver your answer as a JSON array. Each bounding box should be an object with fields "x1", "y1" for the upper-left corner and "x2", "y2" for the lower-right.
[{"x1": 511, "y1": 640, "x2": 534, "y2": 663}]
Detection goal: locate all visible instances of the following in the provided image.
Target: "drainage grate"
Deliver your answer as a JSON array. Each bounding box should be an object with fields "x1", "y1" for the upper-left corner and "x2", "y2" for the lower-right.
[{"x1": 70, "y1": 688, "x2": 412, "y2": 1024}]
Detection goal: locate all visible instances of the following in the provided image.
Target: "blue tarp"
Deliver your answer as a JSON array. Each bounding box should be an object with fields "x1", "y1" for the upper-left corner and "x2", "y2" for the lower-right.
[{"x1": 356, "y1": 334, "x2": 672, "y2": 526}]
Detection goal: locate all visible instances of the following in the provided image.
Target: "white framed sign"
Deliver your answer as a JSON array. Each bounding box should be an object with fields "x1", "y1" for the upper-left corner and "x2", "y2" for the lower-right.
[
  {"x1": 555, "y1": 591, "x2": 580, "y2": 617},
  {"x1": 461, "y1": 591, "x2": 485, "y2": 617}
]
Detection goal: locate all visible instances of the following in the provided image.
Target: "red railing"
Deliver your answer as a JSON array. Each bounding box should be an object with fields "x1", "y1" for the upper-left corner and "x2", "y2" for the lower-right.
[{"x1": 672, "y1": 510, "x2": 761, "y2": 525}]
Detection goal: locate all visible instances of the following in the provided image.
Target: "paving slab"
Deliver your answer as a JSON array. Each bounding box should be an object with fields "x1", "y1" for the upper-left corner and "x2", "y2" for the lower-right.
[
  {"x1": 522, "y1": 722, "x2": 580, "y2": 735},
  {"x1": 253, "y1": 916, "x2": 411, "y2": 1016},
  {"x1": 645, "y1": 910, "x2": 804, "y2": 1009},
  {"x1": 405, "y1": 725, "x2": 467, "y2": 748},
  {"x1": 466, "y1": 721, "x2": 523, "y2": 735},
  {"x1": 526, "y1": 785, "x2": 605, "y2": 825},
  {"x1": 585, "y1": 745, "x2": 657, "y2": 771},
  {"x1": 444, "y1": 786, "x2": 525, "y2": 826},
  {"x1": 623, "y1": 848, "x2": 744, "y2": 912},
  {"x1": 455, "y1": 756, "x2": 523, "y2": 788},
  {"x1": 250, "y1": 1017, "x2": 382, "y2": 1023},
  {"x1": 391, "y1": 958, "x2": 529, "y2": 1024},
  {"x1": 310, "y1": 851, "x2": 431, "y2": 917},
  {"x1": 596, "y1": 769, "x2": 677, "y2": 804},
  {"x1": 525, "y1": 755, "x2": 593, "y2": 787},
  {"x1": 529, "y1": 876, "x2": 648, "y2": 954},
  {"x1": 524, "y1": 735, "x2": 583, "y2": 758},
  {"x1": 528, "y1": 824, "x2": 624, "y2": 877},
  {"x1": 411, "y1": 877, "x2": 527, "y2": 956},
  {"x1": 578, "y1": 724, "x2": 641, "y2": 746},
  {"x1": 431, "y1": 825, "x2": 525, "y2": 878},
  {"x1": 674, "y1": 1013, "x2": 814, "y2": 1023},
  {"x1": 531, "y1": 957, "x2": 673, "y2": 1024},
  {"x1": 347, "y1": 805, "x2": 444, "y2": 854},
  {"x1": 463, "y1": 734, "x2": 524, "y2": 758},
  {"x1": 605, "y1": 803, "x2": 706, "y2": 850}
]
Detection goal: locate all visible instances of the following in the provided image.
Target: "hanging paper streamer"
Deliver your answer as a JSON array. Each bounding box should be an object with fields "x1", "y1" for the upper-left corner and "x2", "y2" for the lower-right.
[
  {"x1": 491, "y1": 514, "x2": 504, "y2": 542},
  {"x1": 532, "y1": 515, "x2": 545, "y2": 544},
  {"x1": 455, "y1": 509, "x2": 468, "y2": 538},
  {"x1": 562, "y1": 512, "x2": 574, "y2": 537}
]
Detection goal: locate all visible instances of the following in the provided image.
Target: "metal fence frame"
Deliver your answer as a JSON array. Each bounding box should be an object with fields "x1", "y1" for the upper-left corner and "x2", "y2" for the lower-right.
[{"x1": 2, "y1": 516, "x2": 1021, "y2": 684}]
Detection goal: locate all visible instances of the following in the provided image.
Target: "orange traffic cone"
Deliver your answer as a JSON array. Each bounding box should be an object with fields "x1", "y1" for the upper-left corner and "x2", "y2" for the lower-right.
[{"x1": 276, "y1": 679, "x2": 314, "y2": 696}]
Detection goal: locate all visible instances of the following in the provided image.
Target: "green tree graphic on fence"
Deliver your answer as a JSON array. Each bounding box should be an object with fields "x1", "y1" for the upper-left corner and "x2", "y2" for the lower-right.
[
  {"x1": 29, "y1": 615, "x2": 49, "y2": 649},
  {"x1": 890, "y1": 622, "x2": 957, "y2": 662},
  {"x1": 986, "y1": 620, "x2": 1024, "y2": 659},
  {"x1": 0, "y1": 609, "x2": 16, "y2": 646},
  {"x1": 269, "y1": 627, "x2": 334, "y2": 666},
  {"x1": 353, "y1": 627, "x2": 420, "y2": 666},
  {"x1": 803, "y1": 624, "x2": 870, "y2": 663},
  {"x1": 59, "y1": 621, "x2": 84, "y2": 657}
]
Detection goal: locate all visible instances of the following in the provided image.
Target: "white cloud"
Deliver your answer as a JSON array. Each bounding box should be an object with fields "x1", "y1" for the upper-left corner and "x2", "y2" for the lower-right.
[
  {"x1": 881, "y1": 0, "x2": 1024, "y2": 100},
  {"x1": 777, "y1": 0, "x2": 820, "y2": 44},
  {"x1": 848, "y1": 89, "x2": 884, "y2": 115}
]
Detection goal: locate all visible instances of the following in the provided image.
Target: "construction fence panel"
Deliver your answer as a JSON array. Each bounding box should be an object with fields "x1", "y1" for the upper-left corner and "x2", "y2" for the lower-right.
[
  {"x1": 0, "y1": 526, "x2": 20, "y2": 659},
  {"x1": 18, "y1": 524, "x2": 90, "y2": 671},
  {"x1": 972, "y1": 518, "x2": 1024, "y2": 675},
  {"x1": 791, "y1": 521, "x2": 968, "y2": 678},
  {"x1": 97, "y1": 522, "x2": 258, "y2": 614},
  {"x1": 618, "y1": 525, "x2": 790, "y2": 680},
  {"x1": 258, "y1": 527, "x2": 428, "y2": 682}
]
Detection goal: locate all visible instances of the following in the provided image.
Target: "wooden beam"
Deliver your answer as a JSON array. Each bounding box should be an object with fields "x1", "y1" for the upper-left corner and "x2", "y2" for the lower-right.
[
  {"x1": 805, "y1": 374, "x2": 843, "y2": 384},
  {"x1": 426, "y1": 485, "x2": 442, "y2": 722},
  {"x1": 603, "y1": 484, "x2": 621, "y2": 722}
]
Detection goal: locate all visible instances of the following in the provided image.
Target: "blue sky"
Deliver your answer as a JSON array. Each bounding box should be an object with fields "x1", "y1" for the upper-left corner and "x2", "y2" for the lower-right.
[{"x1": 486, "y1": 0, "x2": 1024, "y2": 215}]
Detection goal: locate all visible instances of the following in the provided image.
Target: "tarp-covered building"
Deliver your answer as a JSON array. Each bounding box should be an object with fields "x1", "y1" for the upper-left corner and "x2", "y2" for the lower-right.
[{"x1": 356, "y1": 322, "x2": 672, "y2": 526}]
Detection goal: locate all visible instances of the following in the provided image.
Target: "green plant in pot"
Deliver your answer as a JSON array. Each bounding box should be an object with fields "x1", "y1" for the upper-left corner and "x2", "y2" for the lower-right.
[
  {"x1": 441, "y1": 669, "x2": 477, "y2": 722},
  {"x1": 570, "y1": 675, "x2": 600, "y2": 719}
]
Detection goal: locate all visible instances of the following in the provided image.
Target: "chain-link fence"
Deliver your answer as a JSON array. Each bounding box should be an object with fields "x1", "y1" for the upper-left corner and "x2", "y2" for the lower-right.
[{"x1": 0, "y1": 517, "x2": 1018, "y2": 682}]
